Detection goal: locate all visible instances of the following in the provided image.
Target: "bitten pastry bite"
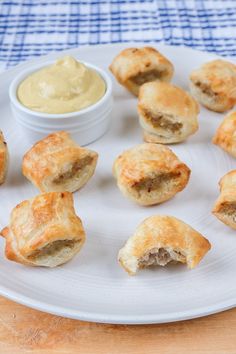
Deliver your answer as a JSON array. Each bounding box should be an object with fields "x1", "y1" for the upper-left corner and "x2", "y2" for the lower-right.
[
  {"x1": 22, "y1": 131, "x2": 98, "y2": 193},
  {"x1": 0, "y1": 131, "x2": 8, "y2": 184},
  {"x1": 0, "y1": 192, "x2": 86, "y2": 267},
  {"x1": 118, "y1": 215, "x2": 211, "y2": 275},
  {"x1": 212, "y1": 170, "x2": 236, "y2": 229},
  {"x1": 138, "y1": 81, "x2": 199, "y2": 144},
  {"x1": 213, "y1": 111, "x2": 236, "y2": 157},
  {"x1": 113, "y1": 143, "x2": 190, "y2": 206},
  {"x1": 109, "y1": 47, "x2": 174, "y2": 96},
  {"x1": 190, "y1": 59, "x2": 236, "y2": 112}
]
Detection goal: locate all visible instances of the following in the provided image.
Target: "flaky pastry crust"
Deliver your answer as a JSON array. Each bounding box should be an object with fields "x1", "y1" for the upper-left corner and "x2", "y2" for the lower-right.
[
  {"x1": 190, "y1": 59, "x2": 236, "y2": 112},
  {"x1": 138, "y1": 81, "x2": 199, "y2": 144},
  {"x1": 109, "y1": 47, "x2": 174, "y2": 96},
  {"x1": 22, "y1": 131, "x2": 98, "y2": 193},
  {"x1": 0, "y1": 192, "x2": 86, "y2": 267},
  {"x1": 213, "y1": 111, "x2": 236, "y2": 157},
  {"x1": 0, "y1": 131, "x2": 8, "y2": 184},
  {"x1": 113, "y1": 143, "x2": 190, "y2": 206},
  {"x1": 212, "y1": 170, "x2": 236, "y2": 229}
]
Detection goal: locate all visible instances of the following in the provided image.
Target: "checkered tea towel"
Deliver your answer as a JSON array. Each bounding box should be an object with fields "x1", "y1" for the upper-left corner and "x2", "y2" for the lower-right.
[{"x1": 0, "y1": 0, "x2": 236, "y2": 70}]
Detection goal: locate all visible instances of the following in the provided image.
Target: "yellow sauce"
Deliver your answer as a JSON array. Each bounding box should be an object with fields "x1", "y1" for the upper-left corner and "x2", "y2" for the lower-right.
[{"x1": 17, "y1": 56, "x2": 106, "y2": 114}]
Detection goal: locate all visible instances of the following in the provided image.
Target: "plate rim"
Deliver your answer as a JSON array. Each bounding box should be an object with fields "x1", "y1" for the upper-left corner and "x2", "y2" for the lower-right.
[
  {"x1": 3, "y1": 41, "x2": 233, "y2": 76},
  {"x1": 1, "y1": 42, "x2": 236, "y2": 324},
  {"x1": 0, "y1": 284, "x2": 235, "y2": 324}
]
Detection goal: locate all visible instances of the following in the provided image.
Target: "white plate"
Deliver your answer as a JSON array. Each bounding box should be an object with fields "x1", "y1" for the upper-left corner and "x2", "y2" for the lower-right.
[{"x1": 0, "y1": 43, "x2": 236, "y2": 324}]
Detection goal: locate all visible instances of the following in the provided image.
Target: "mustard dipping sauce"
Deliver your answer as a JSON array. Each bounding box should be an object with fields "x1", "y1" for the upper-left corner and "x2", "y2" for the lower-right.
[{"x1": 17, "y1": 56, "x2": 106, "y2": 114}]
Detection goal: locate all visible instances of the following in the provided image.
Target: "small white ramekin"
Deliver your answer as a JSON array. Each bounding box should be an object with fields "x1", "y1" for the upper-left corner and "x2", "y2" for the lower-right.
[{"x1": 9, "y1": 60, "x2": 113, "y2": 146}]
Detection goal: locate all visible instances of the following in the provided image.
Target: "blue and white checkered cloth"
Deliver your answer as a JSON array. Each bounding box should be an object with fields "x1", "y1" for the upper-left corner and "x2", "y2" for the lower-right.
[{"x1": 0, "y1": 0, "x2": 236, "y2": 70}]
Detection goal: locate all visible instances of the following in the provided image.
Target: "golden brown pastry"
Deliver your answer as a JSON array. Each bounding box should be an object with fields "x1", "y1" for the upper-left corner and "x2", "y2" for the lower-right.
[
  {"x1": 190, "y1": 59, "x2": 236, "y2": 112},
  {"x1": 212, "y1": 111, "x2": 236, "y2": 157},
  {"x1": 22, "y1": 131, "x2": 98, "y2": 193},
  {"x1": 138, "y1": 81, "x2": 199, "y2": 144},
  {"x1": 0, "y1": 131, "x2": 8, "y2": 184},
  {"x1": 118, "y1": 215, "x2": 211, "y2": 275},
  {"x1": 212, "y1": 170, "x2": 236, "y2": 229},
  {"x1": 109, "y1": 47, "x2": 174, "y2": 96},
  {"x1": 113, "y1": 143, "x2": 190, "y2": 206},
  {"x1": 0, "y1": 192, "x2": 86, "y2": 267}
]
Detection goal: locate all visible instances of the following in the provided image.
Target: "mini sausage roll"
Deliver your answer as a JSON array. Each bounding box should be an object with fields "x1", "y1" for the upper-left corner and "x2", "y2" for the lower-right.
[
  {"x1": 0, "y1": 131, "x2": 8, "y2": 184},
  {"x1": 0, "y1": 192, "x2": 86, "y2": 267},
  {"x1": 190, "y1": 59, "x2": 236, "y2": 112},
  {"x1": 22, "y1": 131, "x2": 98, "y2": 193},
  {"x1": 113, "y1": 143, "x2": 190, "y2": 206},
  {"x1": 138, "y1": 81, "x2": 199, "y2": 144},
  {"x1": 118, "y1": 215, "x2": 211, "y2": 275},
  {"x1": 212, "y1": 111, "x2": 236, "y2": 157},
  {"x1": 109, "y1": 47, "x2": 174, "y2": 96},
  {"x1": 212, "y1": 170, "x2": 236, "y2": 229}
]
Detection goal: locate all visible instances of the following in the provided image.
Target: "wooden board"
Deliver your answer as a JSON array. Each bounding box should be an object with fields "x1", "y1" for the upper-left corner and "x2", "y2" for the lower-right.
[{"x1": 0, "y1": 297, "x2": 235, "y2": 353}]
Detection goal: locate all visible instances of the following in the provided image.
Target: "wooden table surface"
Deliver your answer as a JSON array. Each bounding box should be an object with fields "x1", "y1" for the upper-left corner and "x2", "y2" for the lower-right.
[{"x1": 0, "y1": 297, "x2": 235, "y2": 354}]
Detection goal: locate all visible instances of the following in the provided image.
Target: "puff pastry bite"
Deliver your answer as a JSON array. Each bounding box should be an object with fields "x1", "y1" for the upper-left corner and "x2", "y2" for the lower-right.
[
  {"x1": 109, "y1": 47, "x2": 174, "y2": 96},
  {"x1": 22, "y1": 131, "x2": 98, "y2": 193},
  {"x1": 138, "y1": 81, "x2": 199, "y2": 144},
  {"x1": 212, "y1": 170, "x2": 236, "y2": 229},
  {"x1": 118, "y1": 215, "x2": 211, "y2": 275},
  {"x1": 113, "y1": 143, "x2": 190, "y2": 206},
  {"x1": 190, "y1": 59, "x2": 236, "y2": 112},
  {"x1": 0, "y1": 131, "x2": 8, "y2": 184},
  {"x1": 0, "y1": 192, "x2": 86, "y2": 267},
  {"x1": 212, "y1": 111, "x2": 236, "y2": 157}
]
